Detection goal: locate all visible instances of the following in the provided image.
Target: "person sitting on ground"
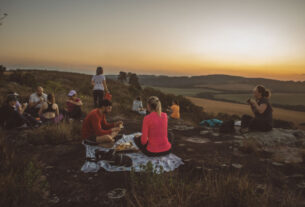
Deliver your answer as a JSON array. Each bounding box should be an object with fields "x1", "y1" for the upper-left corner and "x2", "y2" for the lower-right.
[
  {"x1": 167, "y1": 100, "x2": 180, "y2": 119},
  {"x1": 132, "y1": 96, "x2": 146, "y2": 115},
  {"x1": 65, "y1": 90, "x2": 83, "y2": 120},
  {"x1": 82, "y1": 99, "x2": 123, "y2": 148},
  {"x1": 241, "y1": 85, "x2": 273, "y2": 133},
  {"x1": 39, "y1": 93, "x2": 62, "y2": 123},
  {"x1": 134, "y1": 96, "x2": 172, "y2": 157},
  {"x1": 8, "y1": 92, "x2": 27, "y2": 115},
  {"x1": 8, "y1": 92, "x2": 40, "y2": 127},
  {"x1": 28, "y1": 86, "x2": 47, "y2": 118},
  {"x1": 0, "y1": 95, "x2": 28, "y2": 129}
]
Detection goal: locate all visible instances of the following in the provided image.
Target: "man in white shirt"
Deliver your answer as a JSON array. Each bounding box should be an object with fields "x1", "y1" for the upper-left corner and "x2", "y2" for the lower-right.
[{"x1": 28, "y1": 86, "x2": 47, "y2": 117}]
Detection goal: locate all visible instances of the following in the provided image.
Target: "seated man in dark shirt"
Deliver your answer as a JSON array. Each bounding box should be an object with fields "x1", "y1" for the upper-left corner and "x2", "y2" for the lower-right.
[
  {"x1": 0, "y1": 95, "x2": 27, "y2": 129},
  {"x1": 241, "y1": 85, "x2": 273, "y2": 132}
]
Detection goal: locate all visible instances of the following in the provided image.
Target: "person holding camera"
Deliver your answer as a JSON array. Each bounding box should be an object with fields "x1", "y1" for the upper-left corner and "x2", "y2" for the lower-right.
[{"x1": 241, "y1": 85, "x2": 273, "y2": 133}]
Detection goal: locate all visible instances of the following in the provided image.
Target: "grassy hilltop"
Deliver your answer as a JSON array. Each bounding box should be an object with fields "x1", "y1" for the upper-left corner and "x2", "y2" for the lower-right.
[{"x1": 0, "y1": 70, "x2": 304, "y2": 207}]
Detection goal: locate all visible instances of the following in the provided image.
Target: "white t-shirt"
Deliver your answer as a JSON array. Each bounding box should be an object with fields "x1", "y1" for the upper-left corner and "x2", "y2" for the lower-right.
[
  {"x1": 132, "y1": 100, "x2": 143, "y2": 111},
  {"x1": 29, "y1": 92, "x2": 47, "y2": 109},
  {"x1": 92, "y1": 74, "x2": 106, "y2": 90}
]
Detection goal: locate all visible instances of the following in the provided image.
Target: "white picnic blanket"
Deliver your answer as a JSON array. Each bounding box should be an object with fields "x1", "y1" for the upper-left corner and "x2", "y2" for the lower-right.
[{"x1": 81, "y1": 133, "x2": 183, "y2": 174}]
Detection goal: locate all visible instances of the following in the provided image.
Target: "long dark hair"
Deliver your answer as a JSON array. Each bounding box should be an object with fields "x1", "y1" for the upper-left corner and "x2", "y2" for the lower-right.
[
  {"x1": 96, "y1": 66, "x2": 103, "y2": 75},
  {"x1": 47, "y1": 94, "x2": 55, "y2": 104},
  {"x1": 256, "y1": 85, "x2": 271, "y2": 98}
]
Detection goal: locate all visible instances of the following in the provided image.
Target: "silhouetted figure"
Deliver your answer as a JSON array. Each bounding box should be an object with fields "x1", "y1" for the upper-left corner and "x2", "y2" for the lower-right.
[{"x1": 241, "y1": 85, "x2": 273, "y2": 132}]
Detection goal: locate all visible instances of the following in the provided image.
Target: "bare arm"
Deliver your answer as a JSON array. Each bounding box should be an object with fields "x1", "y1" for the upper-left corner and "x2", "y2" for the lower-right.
[
  {"x1": 19, "y1": 103, "x2": 28, "y2": 115},
  {"x1": 38, "y1": 103, "x2": 45, "y2": 116},
  {"x1": 67, "y1": 99, "x2": 83, "y2": 106},
  {"x1": 251, "y1": 101, "x2": 267, "y2": 114},
  {"x1": 55, "y1": 104, "x2": 59, "y2": 117},
  {"x1": 103, "y1": 80, "x2": 109, "y2": 92},
  {"x1": 29, "y1": 100, "x2": 41, "y2": 108}
]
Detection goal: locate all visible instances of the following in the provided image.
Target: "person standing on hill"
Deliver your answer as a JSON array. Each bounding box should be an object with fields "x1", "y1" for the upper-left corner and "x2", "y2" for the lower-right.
[
  {"x1": 82, "y1": 99, "x2": 123, "y2": 148},
  {"x1": 241, "y1": 85, "x2": 273, "y2": 132},
  {"x1": 28, "y1": 86, "x2": 47, "y2": 118},
  {"x1": 92, "y1": 66, "x2": 109, "y2": 108}
]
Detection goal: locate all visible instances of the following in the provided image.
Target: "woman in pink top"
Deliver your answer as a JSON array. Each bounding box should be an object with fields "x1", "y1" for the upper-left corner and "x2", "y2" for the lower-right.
[{"x1": 134, "y1": 96, "x2": 172, "y2": 157}]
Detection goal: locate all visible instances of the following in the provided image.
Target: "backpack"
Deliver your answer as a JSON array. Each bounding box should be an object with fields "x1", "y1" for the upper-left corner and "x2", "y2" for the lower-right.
[
  {"x1": 104, "y1": 92, "x2": 112, "y2": 101},
  {"x1": 219, "y1": 120, "x2": 235, "y2": 133}
]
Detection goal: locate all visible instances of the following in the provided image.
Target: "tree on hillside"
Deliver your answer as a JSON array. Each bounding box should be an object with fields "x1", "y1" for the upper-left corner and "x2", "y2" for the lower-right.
[
  {"x1": 0, "y1": 65, "x2": 6, "y2": 81},
  {"x1": 128, "y1": 73, "x2": 141, "y2": 90},
  {"x1": 0, "y1": 12, "x2": 8, "y2": 26},
  {"x1": 118, "y1": 71, "x2": 127, "y2": 83},
  {"x1": 0, "y1": 65, "x2": 6, "y2": 74}
]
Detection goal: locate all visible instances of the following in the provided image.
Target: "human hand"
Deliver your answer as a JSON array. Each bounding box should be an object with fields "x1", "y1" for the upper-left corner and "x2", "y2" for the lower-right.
[
  {"x1": 112, "y1": 127, "x2": 121, "y2": 132},
  {"x1": 115, "y1": 121, "x2": 123, "y2": 127}
]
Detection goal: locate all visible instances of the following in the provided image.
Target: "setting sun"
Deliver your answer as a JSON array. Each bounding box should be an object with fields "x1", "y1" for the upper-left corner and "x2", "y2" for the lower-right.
[{"x1": 0, "y1": 0, "x2": 304, "y2": 80}]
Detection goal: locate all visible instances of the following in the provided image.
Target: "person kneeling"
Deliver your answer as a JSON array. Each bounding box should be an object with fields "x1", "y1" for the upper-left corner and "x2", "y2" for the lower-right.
[
  {"x1": 134, "y1": 96, "x2": 172, "y2": 157},
  {"x1": 82, "y1": 99, "x2": 123, "y2": 148}
]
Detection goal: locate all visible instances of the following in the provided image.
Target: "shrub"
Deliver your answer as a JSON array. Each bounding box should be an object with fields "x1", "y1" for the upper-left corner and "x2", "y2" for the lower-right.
[
  {"x1": 9, "y1": 71, "x2": 37, "y2": 88},
  {"x1": 0, "y1": 130, "x2": 49, "y2": 207},
  {"x1": 26, "y1": 122, "x2": 81, "y2": 145},
  {"x1": 127, "y1": 165, "x2": 300, "y2": 207}
]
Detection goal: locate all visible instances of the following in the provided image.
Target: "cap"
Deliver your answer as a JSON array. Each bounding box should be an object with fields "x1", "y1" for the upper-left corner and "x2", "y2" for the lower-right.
[{"x1": 68, "y1": 90, "x2": 77, "y2": 97}]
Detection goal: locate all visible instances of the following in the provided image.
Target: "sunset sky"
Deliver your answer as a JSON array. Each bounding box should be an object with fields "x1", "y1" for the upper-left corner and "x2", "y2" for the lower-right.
[{"x1": 0, "y1": 0, "x2": 305, "y2": 80}]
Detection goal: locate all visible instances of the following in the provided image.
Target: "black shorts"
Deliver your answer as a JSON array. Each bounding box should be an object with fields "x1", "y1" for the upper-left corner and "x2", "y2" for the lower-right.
[{"x1": 133, "y1": 136, "x2": 172, "y2": 157}]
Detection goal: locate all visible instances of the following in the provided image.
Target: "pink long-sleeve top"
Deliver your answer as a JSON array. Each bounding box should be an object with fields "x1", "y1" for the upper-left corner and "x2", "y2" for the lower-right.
[{"x1": 141, "y1": 112, "x2": 171, "y2": 153}]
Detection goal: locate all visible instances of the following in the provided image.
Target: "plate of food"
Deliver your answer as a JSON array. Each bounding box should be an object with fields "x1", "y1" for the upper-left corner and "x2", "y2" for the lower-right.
[{"x1": 115, "y1": 141, "x2": 138, "y2": 153}]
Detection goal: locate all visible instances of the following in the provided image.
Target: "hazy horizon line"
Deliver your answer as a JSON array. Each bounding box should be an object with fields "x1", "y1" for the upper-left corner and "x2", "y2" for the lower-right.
[{"x1": 5, "y1": 66, "x2": 305, "y2": 83}]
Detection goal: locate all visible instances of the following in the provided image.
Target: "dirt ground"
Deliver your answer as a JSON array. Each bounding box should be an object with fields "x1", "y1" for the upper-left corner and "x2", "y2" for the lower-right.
[{"x1": 24, "y1": 117, "x2": 305, "y2": 207}]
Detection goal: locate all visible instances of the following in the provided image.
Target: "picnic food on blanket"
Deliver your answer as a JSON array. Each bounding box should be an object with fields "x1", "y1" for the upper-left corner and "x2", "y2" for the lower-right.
[
  {"x1": 94, "y1": 149, "x2": 132, "y2": 167},
  {"x1": 115, "y1": 141, "x2": 137, "y2": 152}
]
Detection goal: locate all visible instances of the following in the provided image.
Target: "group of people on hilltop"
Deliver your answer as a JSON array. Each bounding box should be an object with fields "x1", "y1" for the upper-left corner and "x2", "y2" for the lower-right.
[
  {"x1": 0, "y1": 86, "x2": 84, "y2": 130},
  {"x1": 0, "y1": 66, "x2": 274, "y2": 162},
  {"x1": 132, "y1": 96, "x2": 181, "y2": 120}
]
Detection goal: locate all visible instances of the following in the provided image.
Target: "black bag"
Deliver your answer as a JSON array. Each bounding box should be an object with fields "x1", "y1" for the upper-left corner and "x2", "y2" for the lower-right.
[
  {"x1": 95, "y1": 149, "x2": 133, "y2": 167},
  {"x1": 219, "y1": 120, "x2": 235, "y2": 133},
  {"x1": 241, "y1": 115, "x2": 253, "y2": 128}
]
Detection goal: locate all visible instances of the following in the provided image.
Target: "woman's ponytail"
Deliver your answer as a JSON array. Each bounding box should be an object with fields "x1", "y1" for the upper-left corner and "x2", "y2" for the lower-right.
[
  {"x1": 256, "y1": 85, "x2": 271, "y2": 98},
  {"x1": 148, "y1": 96, "x2": 162, "y2": 116},
  {"x1": 156, "y1": 100, "x2": 162, "y2": 116},
  {"x1": 264, "y1": 89, "x2": 271, "y2": 98}
]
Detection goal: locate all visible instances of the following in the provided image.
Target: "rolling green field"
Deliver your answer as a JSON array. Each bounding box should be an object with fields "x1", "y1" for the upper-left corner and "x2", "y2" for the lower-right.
[
  {"x1": 145, "y1": 86, "x2": 305, "y2": 107},
  {"x1": 214, "y1": 93, "x2": 305, "y2": 106},
  {"x1": 143, "y1": 86, "x2": 219, "y2": 96}
]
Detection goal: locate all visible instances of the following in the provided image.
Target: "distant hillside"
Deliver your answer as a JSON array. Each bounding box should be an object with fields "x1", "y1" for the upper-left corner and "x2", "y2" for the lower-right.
[{"x1": 138, "y1": 74, "x2": 305, "y2": 93}]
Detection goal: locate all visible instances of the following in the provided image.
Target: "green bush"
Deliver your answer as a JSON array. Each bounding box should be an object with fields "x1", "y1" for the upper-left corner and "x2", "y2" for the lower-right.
[
  {"x1": 127, "y1": 166, "x2": 300, "y2": 207},
  {"x1": 0, "y1": 130, "x2": 49, "y2": 207}
]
